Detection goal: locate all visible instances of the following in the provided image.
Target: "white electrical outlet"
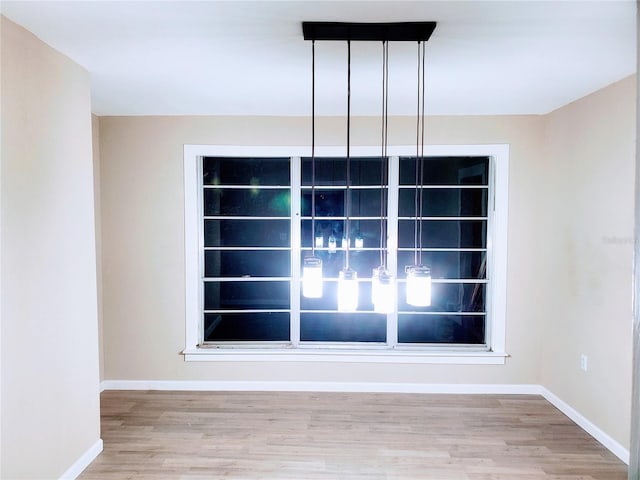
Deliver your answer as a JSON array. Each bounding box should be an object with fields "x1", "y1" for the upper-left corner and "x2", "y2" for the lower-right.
[{"x1": 580, "y1": 354, "x2": 588, "y2": 372}]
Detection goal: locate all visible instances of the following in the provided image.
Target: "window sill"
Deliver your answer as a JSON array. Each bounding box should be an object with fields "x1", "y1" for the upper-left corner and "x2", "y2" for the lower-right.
[{"x1": 182, "y1": 347, "x2": 508, "y2": 364}]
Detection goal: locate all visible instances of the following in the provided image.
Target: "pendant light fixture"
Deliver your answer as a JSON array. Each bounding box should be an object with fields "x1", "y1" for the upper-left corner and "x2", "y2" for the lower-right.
[
  {"x1": 405, "y1": 40, "x2": 432, "y2": 307},
  {"x1": 302, "y1": 39, "x2": 323, "y2": 299},
  {"x1": 302, "y1": 21, "x2": 437, "y2": 311},
  {"x1": 372, "y1": 40, "x2": 395, "y2": 314},
  {"x1": 328, "y1": 234, "x2": 337, "y2": 253},
  {"x1": 337, "y1": 40, "x2": 358, "y2": 312}
]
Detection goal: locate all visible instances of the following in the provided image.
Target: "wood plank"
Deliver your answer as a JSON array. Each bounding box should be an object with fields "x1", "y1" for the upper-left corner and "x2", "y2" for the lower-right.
[{"x1": 79, "y1": 391, "x2": 627, "y2": 479}]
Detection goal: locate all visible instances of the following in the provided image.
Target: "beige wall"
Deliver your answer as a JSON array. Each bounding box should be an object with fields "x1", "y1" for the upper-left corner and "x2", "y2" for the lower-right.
[
  {"x1": 631, "y1": 6, "x2": 640, "y2": 473},
  {"x1": 99, "y1": 113, "x2": 546, "y2": 386},
  {"x1": 1, "y1": 16, "x2": 101, "y2": 479},
  {"x1": 93, "y1": 114, "x2": 105, "y2": 382},
  {"x1": 99, "y1": 76, "x2": 636, "y2": 451},
  {"x1": 540, "y1": 75, "x2": 636, "y2": 450}
]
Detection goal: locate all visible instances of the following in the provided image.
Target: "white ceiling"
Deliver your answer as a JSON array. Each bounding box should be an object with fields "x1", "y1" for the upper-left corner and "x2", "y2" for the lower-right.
[{"x1": 1, "y1": 1, "x2": 636, "y2": 116}]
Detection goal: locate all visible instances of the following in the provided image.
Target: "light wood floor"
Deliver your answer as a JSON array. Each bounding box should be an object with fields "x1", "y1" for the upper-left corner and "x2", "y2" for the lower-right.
[{"x1": 80, "y1": 391, "x2": 628, "y2": 479}]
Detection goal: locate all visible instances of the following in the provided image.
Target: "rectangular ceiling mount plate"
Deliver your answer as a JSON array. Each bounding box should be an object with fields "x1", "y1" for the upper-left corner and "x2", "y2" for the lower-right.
[{"x1": 302, "y1": 22, "x2": 437, "y2": 42}]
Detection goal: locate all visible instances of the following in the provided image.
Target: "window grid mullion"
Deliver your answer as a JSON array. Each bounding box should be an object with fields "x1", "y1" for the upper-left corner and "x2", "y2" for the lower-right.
[
  {"x1": 387, "y1": 156, "x2": 400, "y2": 347},
  {"x1": 197, "y1": 155, "x2": 206, "y2": 346},
  {"x1": 290, "y1": 157, "x2": 302, "y2": 346}
]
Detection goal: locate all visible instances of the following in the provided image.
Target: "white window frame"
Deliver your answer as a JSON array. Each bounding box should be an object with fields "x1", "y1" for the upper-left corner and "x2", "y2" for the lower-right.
[{"x1": 183, "y1": 144, "x2": 509, "y2": 364}]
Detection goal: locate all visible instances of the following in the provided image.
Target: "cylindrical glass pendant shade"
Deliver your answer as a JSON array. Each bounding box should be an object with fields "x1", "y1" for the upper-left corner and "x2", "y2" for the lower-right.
[
  {"x1": 405, "y1": 265, "x2": 431, "y2": 307},
  {"x1": 337, "y1": 268, "x2": 358, "y2": 311},
  {"x1": 315, "y1": 234, "x2": 323, "y2": 249},
  {"x1": 372, "y1": 266, "x2": 394, "y2": 313},
  {"x1": 302, "y1": 256, "x2": 323, "y2": 298},
  {"x1": 341, "y1": 237, "x2": 348, "y2": 249},
  {"x1": 354, "y1": 235, "x2": 364, "y2": 249}
]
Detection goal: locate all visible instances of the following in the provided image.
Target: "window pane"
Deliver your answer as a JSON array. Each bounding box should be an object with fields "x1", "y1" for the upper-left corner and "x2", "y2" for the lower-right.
[
  {"x1": 205, "y1": 250, "x2": 290, "y2": 277},
  {"x1": 301, "y1": 189, "x2": 384, "y2": 218},
  {"x1": 302, "y1": 157, "x2": 346, "y2": 186},
  {"x1": 301, "y1": 189, "x2": 344, "y2": 217},
  {"x1": 398, "y1": 188, "x2": 488, "y2": 217},
  {"x1": 204, "y1": 188, "x2": 290, "y2": 216},
  {"x1": 398, "y1": 220, "x2": 487, "y2": 248},
  {"x1": 399, "y1": 157, "x2": 489, "y2": 185},
  {"x1": 204, "y1": 312, "x2": 290, "y2": 341},
  {"x1": 204, "y1": 220, "x2": 289, "y2": 247},
  {"x1": 349, "y1": 189, "x2": 385, "y2": 217},
  {"x1": 397, "y1": 250, "x2": 486, "y2": 280},
  {"x1": 301, "y1": 313, "x2": 386, "y2": 342},
  {"x1": 203, "y1": 157, "x2": 290, "y2": 186},
  {"x1": 398, "y1": 314, "x2": 485, "y2": 344},
  {"x1": 397, "y1": 283, "x2": 485, "y2": 313},
  {"x1": 350, "y1": 158, "x2": 385, "y2": 186},
  {"x1": 302, "y1": 157, "x2": 383, "y2": 186},
  {"x1": 204, "y1": 281, "x2": 289, "y2": 309}
]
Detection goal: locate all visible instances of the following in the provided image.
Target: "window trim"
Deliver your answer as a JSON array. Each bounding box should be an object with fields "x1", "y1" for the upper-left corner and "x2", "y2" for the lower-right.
[{"x1": 184, "y1": 144, "x2": 509, "y2": 364}]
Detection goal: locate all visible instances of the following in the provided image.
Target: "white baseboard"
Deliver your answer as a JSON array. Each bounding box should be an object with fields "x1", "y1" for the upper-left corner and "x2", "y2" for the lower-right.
[
  {"x1": 59, "y1": 438, "x2": 103, "y2": 480},
  {"x1": 539, "y1": 387, "x2": 630, "y2": 465},
  {"x1": 101, "y1": 379, "x2": 541, "y2": 395},
  {"x1": 99, "y1": 380, "x2": 629, "y2": 465}
]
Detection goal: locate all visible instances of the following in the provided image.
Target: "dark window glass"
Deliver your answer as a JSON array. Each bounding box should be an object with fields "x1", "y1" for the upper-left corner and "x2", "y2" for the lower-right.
[
  {"x1": 302, "y1": 157, "x2": 346, "y2": 186},
  {"x1": 399, "y1": 157, "x2": 489, "y2": 185},
  {"x1": 205, "y1": 250, "x2": 290, "y2": 278},
  {"x1": 301, "y1": 313, "x2": 386, "y2": 342},
  {"x1": 204, "y1": 281, "x2": 289, "y2": 310},
  {"x1": 398, "y1": 314, "x2": 485, "y2": 344},
  {"x1": 203, "y1": 157, "x2": 290, "y2": 186},
  {"x1": 204, "y1": 313, "x2": 290, "y2": 341},
  {"x1": 302, "y1": 157, "x2": 383, "y2": 186},
  {"x1": 397, "y1": 283, "x2": 485, "y2": 313},
  {"x1": 301, "y1": 189, "x2": 344, "y2": 217},
  {"x1": 301, "y1": 189, "x2": 384, "y2": 218},
  {"x1": 349, "y1": 189, "x2": 385, "y2": 217},
  {"x1": 204, "y1": 220, "x2": 289, "y2": 247},
  {"x1": 204, "y1": 188, "x2": 290, "y2": 216},
  {"x1": 398, "y1": 220, "x2": 487, "y2": 249},
  {"x1": 398, "y1": 188, "x2": 488, "y2": 217},
  {"x1": 397, "y1": 250, "x2": 486, "y2": 280}
]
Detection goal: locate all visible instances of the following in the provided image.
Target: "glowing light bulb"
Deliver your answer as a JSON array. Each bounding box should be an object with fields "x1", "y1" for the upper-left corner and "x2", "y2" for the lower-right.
[
  {"x1": 372, "y1": 267, "x2": 394, "y2": 313},
  {"x1": 405, "y1": 265, "x2": 431, "y2": 307},
  {"x1": 337, "y1": 268, "x2": 358, "y2": 311},
  {"x1": 328, "y1": 234, "x2": 337, "y2": 253},
  {"x1": 302, "y1": 257, "x2": 323, "y2": 298}
]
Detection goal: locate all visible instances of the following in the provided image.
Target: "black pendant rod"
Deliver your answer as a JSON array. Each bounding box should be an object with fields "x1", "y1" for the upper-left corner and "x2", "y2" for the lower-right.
[
  {"x1": 414, "y1": 41, "x2": 421, "y2": 266},
  {"x1": 311, "y1": 40, "x2": 317, "y2": 257},
  {"x1": 380, "y1": 40, "x2": 389, "y2": 268},
  {"x1": 345, "y1": 39, "x2": 351, "y2": 270},
  {"x1": 418, "y1": 40, "x2": 426, "y2": 265}
]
